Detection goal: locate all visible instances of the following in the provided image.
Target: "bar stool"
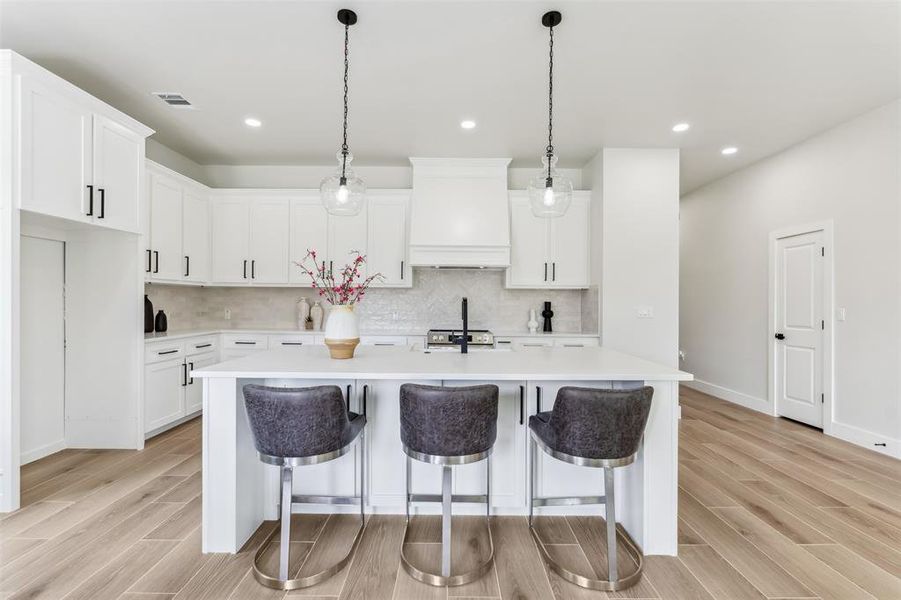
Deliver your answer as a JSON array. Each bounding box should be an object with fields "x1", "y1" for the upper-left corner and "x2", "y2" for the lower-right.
[
  {"x1": 399, "y1": 383, "x2": 498, "y2": 587},
  {"x1": 529, "y1": 385, "x2": 653, "y2": 591},
  {"x1": 242, "y1": 384, "x2": 366, "y2": 590}
]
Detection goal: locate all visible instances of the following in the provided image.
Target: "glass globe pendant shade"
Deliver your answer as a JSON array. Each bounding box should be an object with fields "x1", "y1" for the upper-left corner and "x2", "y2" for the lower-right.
[
  {"x1": 320, "y1": 151, "x2": 365, "y2": 216},
  {"x1": 528, "y1": 154, "x2": 572, "y2": 217}
]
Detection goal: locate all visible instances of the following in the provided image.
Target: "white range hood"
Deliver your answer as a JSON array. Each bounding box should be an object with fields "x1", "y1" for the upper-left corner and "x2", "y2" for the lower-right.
[{"x1": 408, "y1": 158, "x2": 511, "y2": 267}]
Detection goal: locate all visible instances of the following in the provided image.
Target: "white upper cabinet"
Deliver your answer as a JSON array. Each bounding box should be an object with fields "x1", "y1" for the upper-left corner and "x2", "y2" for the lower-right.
[
  {"x1": 15, "y1": 55, "x2": 151, "y2": 232},
  {"x1": 18, "y1": 76, "x2": 92, "y2": 223},
  {"x1": 91, "y1": 114, "x2": 142, "y2": 231},
  {"x1": 182, "y1": 189, "x2": 210, "y2": 282},
  {"x1": 506, "y1": 191, "x2": 590, "y2": 289},
  {"x1": 367, "y1": 193, "x2": 410, "y2": 287},
  {"x1": 211, "y1": 198, "x2": 251, "y2": 284},
  {"x1": 290, "y1": 197, "x2": 329, "y2": 283},
  {"x1": 149, "y1": 172, "x2": 184, "y2": 280},
  {"x1": 328, "y1": 203, "x2": 368, "y2": 277},
  {"x1": 249, "y1": 199, "x2": 290, "y2": 284}
]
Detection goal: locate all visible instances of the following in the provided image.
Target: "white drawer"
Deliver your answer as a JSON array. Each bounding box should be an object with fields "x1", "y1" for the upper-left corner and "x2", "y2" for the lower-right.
[
  {"x1": 360, "y1": 335, "x2": 408, "y2": 346},
  {"x1": 185, "y1": 335, "x2": 218, "y2": 356},
  {"x1": 511, "y1": 337, "x2": 554, "y2": 349},
  {"x1": 553, "y1": 337, "x2": 599, "y2": 348},
  {"x1": 221, "y1": 334, "x2": 269, "y2": 351},
  {"x1": 269, "y1": 334, "x2": 320, "y2": 348},
  {"x1": 145, "y1": 341, "x2": 185, "y2": 364}
]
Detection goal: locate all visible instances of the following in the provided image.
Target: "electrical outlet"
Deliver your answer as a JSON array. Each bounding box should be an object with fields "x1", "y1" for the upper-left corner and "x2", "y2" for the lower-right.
[
  {"x1": 224, "y1": 308, "x2": 231, "y2": 320},
  {"x1": 837, "y1": 307, "x2": 846, "y2": 321},
  {"x1": 636, "y1": 307, "x2": 654, "y2": 319},
  {"x1": 679, "y1": 350, "x2": 686, "y2": 361}
]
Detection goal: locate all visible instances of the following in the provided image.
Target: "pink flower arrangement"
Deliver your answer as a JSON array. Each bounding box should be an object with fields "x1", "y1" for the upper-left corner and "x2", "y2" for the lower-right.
[{"x1": 295, "y1": 249, "x2": 383, "y2": 306}]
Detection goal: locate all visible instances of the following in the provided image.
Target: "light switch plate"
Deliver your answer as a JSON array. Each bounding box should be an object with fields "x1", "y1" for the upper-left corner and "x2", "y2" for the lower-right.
[
  {"x1": 637, "y1": 307, "x2": 654, "y2": 319},
  {"x1": 837, "y1": 307, "x2": 846, "y2": 321}
]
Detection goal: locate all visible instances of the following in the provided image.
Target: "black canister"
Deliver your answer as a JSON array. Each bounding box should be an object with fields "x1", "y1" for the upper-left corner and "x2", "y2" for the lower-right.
[
  {"x1": 154, "y1": 309, "x2": 168, "y2": 333},
  {"x1": 144, "y1": 295, "x2": 154, "y2": 333},
  {"x1": 542, "y1": 301, "x2": 554, "y2": 332}
]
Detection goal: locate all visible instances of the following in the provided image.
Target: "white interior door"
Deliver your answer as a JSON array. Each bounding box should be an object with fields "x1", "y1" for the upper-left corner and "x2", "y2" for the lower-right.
[
  {"x1": 775, "y1": 230, "x2": 824, "y2": 428},
  {"x1": 20, "y1": 236, "x2": 66, "y2": 464}
]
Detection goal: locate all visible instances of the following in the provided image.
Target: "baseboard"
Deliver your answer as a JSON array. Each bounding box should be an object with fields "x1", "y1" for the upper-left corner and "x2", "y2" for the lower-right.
[
  {"x1": 20, "y1": 439, "x2": 66, "y2": 465},
  {"x1": 682, "y1": 379, "x2": 771, "y2": 415},
  {"x1": 829, "y1": 421, "x2": 900, "y2": 459}
]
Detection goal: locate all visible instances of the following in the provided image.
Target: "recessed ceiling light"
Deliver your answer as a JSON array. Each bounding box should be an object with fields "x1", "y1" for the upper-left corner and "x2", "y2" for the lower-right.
[
  {"x1": 244, "y1": 117, "x2": 262, "y2": 128},
  {"x1": 672, "y1": 122, "x2": 690, "y2": 133},
  {"x1": 460, "y1": 120, "x2": 476, "y2": 130},
  {"x1": 721, "y1": 146, "x2": 738, "y2": 156}
]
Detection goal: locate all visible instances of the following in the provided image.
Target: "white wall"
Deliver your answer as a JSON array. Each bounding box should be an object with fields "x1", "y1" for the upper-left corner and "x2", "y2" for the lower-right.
[
  {"x1": 601, "y1": 149, "x2": 680, "y2": 368},
  {"x1": 680, "y1": 100, "x2": 900, "y2": 455}
]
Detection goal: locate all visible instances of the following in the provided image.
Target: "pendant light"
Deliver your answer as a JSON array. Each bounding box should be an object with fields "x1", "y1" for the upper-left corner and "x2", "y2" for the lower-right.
[
  {"x1": 528, "y1": 10, "x2": 572, "y2": 218},
  {"x1": 321, "y1": 9, "x2": 365, "y2": 216}
]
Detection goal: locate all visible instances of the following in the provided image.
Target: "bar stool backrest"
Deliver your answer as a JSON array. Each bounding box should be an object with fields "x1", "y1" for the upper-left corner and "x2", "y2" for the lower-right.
[
  {"x1": 550, "y1": 386, "x2": 653, "y2": 460},
  {"x1": 243, "y1": 384, "x2": 353, "y2": 459},
  {"x1": 400, "y1": 383, "x2": 499, "y2": 459}
]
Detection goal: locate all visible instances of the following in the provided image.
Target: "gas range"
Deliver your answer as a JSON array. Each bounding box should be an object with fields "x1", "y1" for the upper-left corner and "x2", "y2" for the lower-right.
[{"x1": 426, "y1": 329, "x2": 496, "y2": 350}]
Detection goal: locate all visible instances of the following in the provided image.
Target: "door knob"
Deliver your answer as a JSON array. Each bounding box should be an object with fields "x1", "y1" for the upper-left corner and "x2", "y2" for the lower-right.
[{"x1": 775, "y1": 333, "x2": 785, "y2": 340}]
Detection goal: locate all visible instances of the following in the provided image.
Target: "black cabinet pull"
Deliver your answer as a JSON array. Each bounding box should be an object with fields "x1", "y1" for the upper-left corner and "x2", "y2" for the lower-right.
[
  {"x1": 158, "y1": 349, "x2": 179, "y2": 355},
  {"x1": 86, "y1": 185, "x2": 94, "y2": 216},
  {"x1": 145, "y1": 249, "x2": 152, "y2": 273},
  {"x1": 234, "y1": 341, "x2": 256, "y2": 345},
  {"x1": 552, "y1": 262, "x2": 556, "y2": 281},
  {"x1": 182, "y1": 362, "x2": 188, "y2": 386},
  {"x1": 153, "y1": 251, "x2": 159, "y2": 273},
  {"x1": 251, "y1": 260, "x2": 255, "y2": 279},
  {"x1": 184, "y1": 256, "x2": 190, "y2": 277},
  {"x1": 243, "y1": 259, "x2": 247, "y2": 279},
  {"x1": 195, "y1": 343, "x2": 212, "y2": 349},
  {"x1": 544, "y1": 262, "x2": 548, "y2": 282},
  {"x1": 519, "y1": 385, "x2": 524, "y2": 425},
  {"x1": 346, "y1": 384, "x2": 352, "y2": 412},
  {"x1": 280, "y1": 342, "x2": 304, "y2": 346},
  {"x1": 362, "y1": 384, "x2": 368, "y2": 417},
  {"x1": 400, "y1": 260, "x2": 404, "y2": 280},
  {"x1": 188, "y1": 361, "x2": 194, "y2": 385},
  {"x1": 330, "y1": 260, "x2": 334, "y2": 275},
  {"x1": 98, "y1": 188, "x2": 105, "y2": 219},
  {"x1": 775, "y1": 333, "x2": 785, "y2": 340},
  {"x1": 536, "y1": 386, "x2": 542, "y2": 413}
]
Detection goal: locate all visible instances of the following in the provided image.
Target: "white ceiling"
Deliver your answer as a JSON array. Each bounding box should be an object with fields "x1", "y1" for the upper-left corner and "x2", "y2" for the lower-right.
[{"x1": 1, "y1": 0, "x2": 898, "y2": 192}]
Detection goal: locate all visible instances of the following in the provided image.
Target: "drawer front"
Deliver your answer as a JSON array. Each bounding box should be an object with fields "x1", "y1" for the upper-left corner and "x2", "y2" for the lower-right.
[
  {"x1": 360, "y1": 335, "x2": 408, "y2": 346},
  {"x1": 554, "y1": 337, "x2": 600, "y2": 348},
  {"x1": 269, "y1": 334, "x2": 320, "y2": 348},
  {"x1": 511, "y1": 337, "x2": 554, "y2": 349},
  {"x1": 145, "y1": 341, "x2": 186, "y2": 364},
  {"x1": 185, "y1": 335, "x2": 218, "y2": 356},
  {"x1": 221, "y1": 334, "x2": 270, "y2": 351}
]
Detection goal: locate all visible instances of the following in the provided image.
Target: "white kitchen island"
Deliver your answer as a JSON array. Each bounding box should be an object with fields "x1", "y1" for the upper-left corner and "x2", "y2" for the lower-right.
[{"x1": 193, "y1": 345, "x2": 691, "y2": 556}]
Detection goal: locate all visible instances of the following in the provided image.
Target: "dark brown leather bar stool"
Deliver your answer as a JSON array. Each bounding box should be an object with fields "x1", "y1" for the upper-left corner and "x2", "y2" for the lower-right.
[
  {"x1": 243, "y1": 384, "x2": 366, "y2": 590},
  {"x1": 529, "y1": 386, "x2": 653, "y2": 591},
  {"x1": 399, "y1": 383, "x2": 498, "y2": 587}
]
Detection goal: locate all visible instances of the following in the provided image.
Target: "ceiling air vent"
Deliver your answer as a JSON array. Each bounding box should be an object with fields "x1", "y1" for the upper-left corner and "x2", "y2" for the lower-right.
[{"x1": 153, "y1": 92, "x2": 193, "y2": 108}]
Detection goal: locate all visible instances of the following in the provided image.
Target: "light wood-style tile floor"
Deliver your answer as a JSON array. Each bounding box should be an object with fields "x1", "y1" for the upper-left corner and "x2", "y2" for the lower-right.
[{"x1": 2, "y1": 387, "x2": 900, "y2": 599}]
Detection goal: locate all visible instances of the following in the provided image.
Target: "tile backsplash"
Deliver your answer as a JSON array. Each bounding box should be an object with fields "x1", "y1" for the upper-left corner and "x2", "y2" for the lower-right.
[{"x1": 145, "y1": 268, "x2": 598, "y2": 334}]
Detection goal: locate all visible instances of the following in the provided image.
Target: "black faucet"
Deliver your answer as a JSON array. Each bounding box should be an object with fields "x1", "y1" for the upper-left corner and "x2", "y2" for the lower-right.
[{"x1": 460, "y1": 297, "x2": 468, "y2": 354}]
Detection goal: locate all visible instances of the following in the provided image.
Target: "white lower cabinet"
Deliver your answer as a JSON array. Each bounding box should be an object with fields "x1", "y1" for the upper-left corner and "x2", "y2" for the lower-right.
[
  {"x1": 144, "y1": 356, "x2": 186, "y2": 434},
  {"x1": 221, "y1": 333, "x2": 269, "y2": 360},
  {"x1": 184, "y1": 351, "x2": 216, "y2": 414}
]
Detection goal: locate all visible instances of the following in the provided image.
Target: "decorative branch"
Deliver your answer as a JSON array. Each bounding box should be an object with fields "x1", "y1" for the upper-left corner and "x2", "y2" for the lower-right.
[{"x1": 294, "y1": 249, "x2": 383, "y2": 305}]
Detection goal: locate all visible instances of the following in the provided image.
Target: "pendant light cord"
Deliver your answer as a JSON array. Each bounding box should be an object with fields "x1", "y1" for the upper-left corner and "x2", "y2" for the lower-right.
[
  {"x1": 546, "y1": 25, "x2": 554, "y2": 184},
  {"x1": 341, "y1": 22, "x2": 350, "y2": 181}
]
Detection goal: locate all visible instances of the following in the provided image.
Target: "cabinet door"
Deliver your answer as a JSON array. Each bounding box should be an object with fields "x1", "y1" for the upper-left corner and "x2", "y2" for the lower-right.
[
  {"x1": 19, "y1": 76, "x2": 92, "y2": 222},
  {"x1": 507, "y1": 195, "x2": 550, "y2": 287},
  {"x1": 184, "y1": 352, "x2": 216, "y2": 414},
  {"x1": 149, "y1": 174, "x2": 183, "y2": 280},
  {"x1": 549, "y1": 193, "x2": 590, "y2": 287},
  {"x1": 249, "y1": 199, "x2": 290, "y2": 284},
  {"x1": 290, "y1": 199, "x2": 329, "y2": 283},
  {"x1": 144, "y1": 359, "x2": 186, "y2": 434},
  {"x1": 92, "y1": 114, "x2": 142, "y2": 232},
  {"x1": 367, "y1": 195, "x2": 408, "y2": 287},
  {"x1": 182, "y1": 190, "x2": 210, "y2": 282},
  {"x1": 211, "y1": 198, "x2": 250, "y2": 283},
  {"x1": 447, "y1": 381, "x2": 526, "y2": 508},
  {"x1": 328, "y1": 205, "x2": 368, "y2": 277}
]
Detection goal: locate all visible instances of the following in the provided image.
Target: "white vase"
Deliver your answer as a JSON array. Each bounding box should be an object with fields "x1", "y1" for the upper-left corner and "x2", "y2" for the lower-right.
[
  {"x1": 324, "y1": 304, "x2": 360, "y2": 359},
  {"x1": 310, "y1": 301, "x2": 324, "y2": 331},
  {"x1": 528, "y1": 309, "x2": 539, "y2": 334},
  {"x1": 296, "y1": 297, "x2": 310, "y2": 330}
]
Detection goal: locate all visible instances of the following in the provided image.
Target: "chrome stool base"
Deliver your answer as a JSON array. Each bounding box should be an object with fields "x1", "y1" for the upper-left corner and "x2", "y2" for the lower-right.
[
  {"x1": 400, "y1": 452, "x2": 495, "y2": 588},
  {"x1": 530, "y1": 521, "x2": 644, "y2": 592}
]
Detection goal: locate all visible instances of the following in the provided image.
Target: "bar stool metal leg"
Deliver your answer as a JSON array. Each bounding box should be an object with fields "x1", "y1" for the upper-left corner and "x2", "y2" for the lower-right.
[
  {"x1": 279, "y1": 465, "x2": 293, "y2": 582},
  {"x1": 441, "y1": 465, "x2": 452, "y2": 578},
  {"x1": 604, "y1": 467, "x2": 617, "y2": 583}
]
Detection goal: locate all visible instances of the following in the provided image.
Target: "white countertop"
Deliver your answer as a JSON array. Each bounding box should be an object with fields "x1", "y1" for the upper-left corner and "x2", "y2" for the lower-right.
[
  {"x1": 192, "y1": 344, "x2": 692, "y2": 382},
  {"x1": 144, "y1": 328, "x2": 600, "y2": 342}
]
